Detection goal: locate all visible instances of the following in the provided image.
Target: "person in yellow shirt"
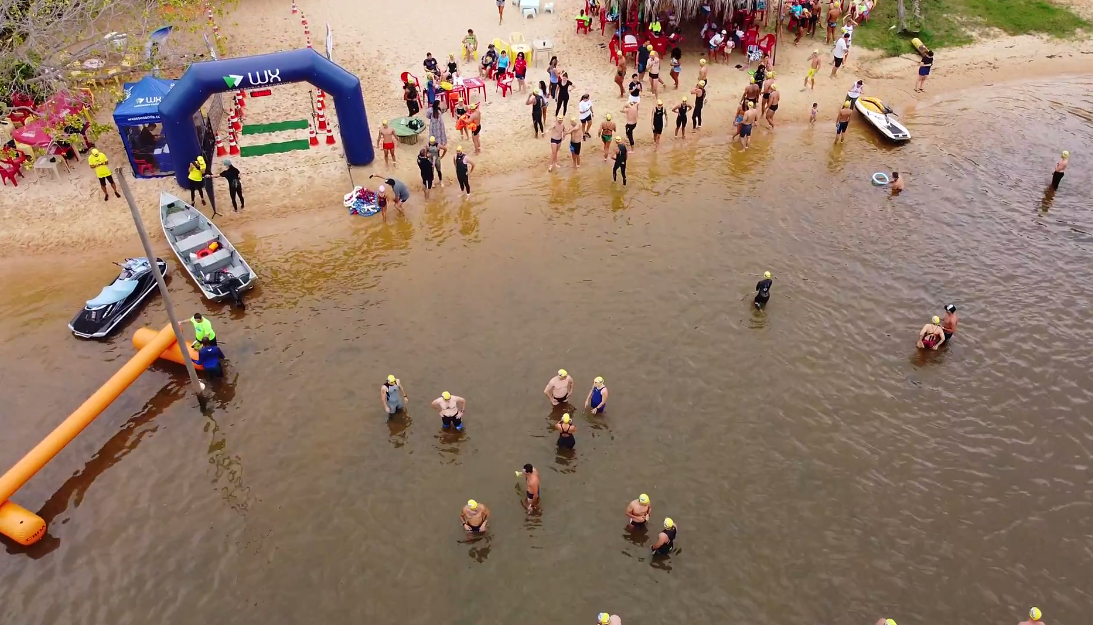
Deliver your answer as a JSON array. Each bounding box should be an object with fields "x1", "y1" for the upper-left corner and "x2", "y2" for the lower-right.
[
  {"x1": 87, "y1": 148, "x2": 120, "y2": 201},
  {"x1": 187, "y1": 154, "x2": 207, "y2": 206}
]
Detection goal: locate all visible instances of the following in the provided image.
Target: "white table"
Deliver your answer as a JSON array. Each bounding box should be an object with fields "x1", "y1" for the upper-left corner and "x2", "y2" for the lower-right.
[
  {"x1": 532, "y1": 39, "x2": 553, "y2": 67},
  {"x1": 33, "y1": 155, "x2": 63, "y2": 181}
]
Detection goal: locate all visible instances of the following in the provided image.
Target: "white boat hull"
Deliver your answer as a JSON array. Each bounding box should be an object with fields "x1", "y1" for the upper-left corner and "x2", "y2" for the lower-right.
[
  {"x1": 855, "y1": 97, "x2": 911, "y2": 142},
  {"x1": 159, "y1": 192, "x2": 257, "y2": 302}
]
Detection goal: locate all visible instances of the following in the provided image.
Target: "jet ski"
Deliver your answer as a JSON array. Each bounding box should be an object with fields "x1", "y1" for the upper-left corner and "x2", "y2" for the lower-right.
[
  {"x1": 854, "y1": 96, "x2": 911, "y2": 142},
  {"x1": 69, "y1": 257, "x2": 168, "y2": 339}
]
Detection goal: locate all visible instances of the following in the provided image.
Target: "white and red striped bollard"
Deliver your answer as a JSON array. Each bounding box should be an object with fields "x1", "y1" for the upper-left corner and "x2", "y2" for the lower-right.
[
  {"x1": 325, "y1": 123, "x2": 336, "y2": 145},
  {"x1": 317, "y1": 107, "x2": 327, "y2": 131},
  {"x1": 291, "y1": 1, "x2": 298, "y2": 14}
]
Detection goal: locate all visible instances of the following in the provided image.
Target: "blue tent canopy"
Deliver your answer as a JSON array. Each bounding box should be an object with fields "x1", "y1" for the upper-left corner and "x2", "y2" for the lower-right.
[{"x1": 112, "y1": 75, "x2": 176, "y2": 178}]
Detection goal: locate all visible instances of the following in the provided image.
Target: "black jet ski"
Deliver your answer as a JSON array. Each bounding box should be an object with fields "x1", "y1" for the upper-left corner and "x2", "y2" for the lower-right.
[{"x1": 69, "y1": 257, "x2": 168, "y2": 339}]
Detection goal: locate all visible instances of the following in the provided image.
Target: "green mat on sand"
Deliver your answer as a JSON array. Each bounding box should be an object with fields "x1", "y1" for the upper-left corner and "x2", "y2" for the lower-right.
[
  {"x1": 241, "y1": 119, "x2": 309, "y2": 135},
  {"x1": 239, "y1": 139, "x2": 311, "y2": 157}
]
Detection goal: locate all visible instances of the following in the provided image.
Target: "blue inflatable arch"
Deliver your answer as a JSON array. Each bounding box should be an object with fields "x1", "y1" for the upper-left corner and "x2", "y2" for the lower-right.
[{"x1": 159, "y1": 49, "x2": 374, "y2": 188}]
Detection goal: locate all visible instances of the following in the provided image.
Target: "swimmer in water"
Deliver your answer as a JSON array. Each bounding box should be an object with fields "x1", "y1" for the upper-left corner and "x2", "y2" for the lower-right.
[
  {"x1": 556, "y1": 413, "x2": 577, "y2": 449},
  {"x1": 585, "y1": 376, "x2": 609, "y2": 413},
  {"x1": 381, "y1": 374, "x2": 408, "y2": 417},
  {"x1": 941, "y1": 304, "x2": 958, "y2": 343},
  {"x1": 917, "y1": 316, "x2": 946, "y2": 350},
  {"x1": 625, "y1": 493, "x2": 651, "y2": 528},
  {"x1": 873, "y1": 619, "x2": 898, "y2": 625},
  {"x1": 889, "y1": 171, "x2": 904, "y2": 194},
  {"x1": 432, "y1": 391, "x2": 467, "y2": 430},
  {"x1": 598, "y1": 613, "x2": 623, "y2": 625},
  {"x1": 1019, "y1": 607, "x2": 1043, "y2": 625},
  {"x1": 650, "y1": 517, "x2": 677, "y2": 555},
  {"x1": 461, "y1": 499, "x2": 490, "y2": 533},
  {"x1": 754, "y1": 271, "x2": 773, "y2": 307},
  {"x1": 521, "y1": 463, "x2": 540, "y2": 513},
  {"x1": 1051, "y1": 150, "x2": 1069, "y2": 190},
  {"x1": 544, "y1": 369, "x2": 575, "y2": 406}
]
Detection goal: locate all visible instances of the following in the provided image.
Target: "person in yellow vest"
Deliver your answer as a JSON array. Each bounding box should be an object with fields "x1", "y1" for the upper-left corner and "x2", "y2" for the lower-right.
[
  {"x1": 179, "y1": 312, "x2": 216, "y2": 348},
  {"x1": 187, "y1": 154, "x2": 207, "y2": 206},
  {"x1": 87, "y1": 148, "x2": 121, "y2": 201}
]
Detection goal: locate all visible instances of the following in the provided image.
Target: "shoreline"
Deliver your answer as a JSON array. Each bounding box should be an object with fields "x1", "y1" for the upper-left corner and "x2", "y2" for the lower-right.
[{"x1": 2, "y1": 3, "x2": 1091, "y2": 259}]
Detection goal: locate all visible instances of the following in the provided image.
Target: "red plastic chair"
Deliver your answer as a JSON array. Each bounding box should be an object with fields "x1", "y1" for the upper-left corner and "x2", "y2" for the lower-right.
[
  {"x1": 757, "y1": 33, "x2": 777, "y2": 65},
  {"x1": 576, "y1": 17, "x2": 592, "y2": 34},
  {"x1": 621, "y1": 37, "x2": 639, "y2": 59},
  {"x1": 0, "y1": 162, "x2": 22, "y2": 187},
  {"x1": 608, "y1": 37, "x2": 622, "y2": 65},
  {"x1": 446, "y1": 89, "x2": 463, "y2": 118},
  {"x1": 133, "y1": 157, "x2": 156, "y2": 176},
  {"x1": 399, "y1": 71, "x2": 424, "y2": 107},
  {"x1": 600, "y1": 9, "x2": 608, "y2": 35},
  {"x1": 496, "y1": 74, "x2": 514, "y2": 97}
]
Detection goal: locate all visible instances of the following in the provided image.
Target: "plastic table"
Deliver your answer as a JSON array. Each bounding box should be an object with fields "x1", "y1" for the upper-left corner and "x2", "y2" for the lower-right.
[
  {"x1": 389, "y1": 116, "x2": 427, "y2": 145},
  {"x1": 462, "y1": 78, "x2": 487, "y2": 102}
]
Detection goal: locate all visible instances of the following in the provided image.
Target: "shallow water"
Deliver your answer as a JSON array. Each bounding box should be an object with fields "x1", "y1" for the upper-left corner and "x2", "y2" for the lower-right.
[{"x1": 2, "y1": 76, "x2": 1092, "y2": 625}]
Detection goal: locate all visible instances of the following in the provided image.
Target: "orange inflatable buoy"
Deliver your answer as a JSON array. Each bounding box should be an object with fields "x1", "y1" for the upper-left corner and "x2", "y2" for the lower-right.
[{"x1": 196, "y1": 248, "x2": 212, "y2": 259}]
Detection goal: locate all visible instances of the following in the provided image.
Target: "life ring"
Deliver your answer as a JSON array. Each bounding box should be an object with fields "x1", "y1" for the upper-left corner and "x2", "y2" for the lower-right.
[
  {"x1": 196, "y1": 248, "x2": 212, "y2": 259},
  {"x1": 871, "y1": 172, "x2": 890, "y2": 186}
]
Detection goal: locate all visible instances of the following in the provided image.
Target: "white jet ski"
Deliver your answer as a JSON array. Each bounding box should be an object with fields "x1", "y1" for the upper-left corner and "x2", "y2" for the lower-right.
[{"x1": 854, "y1": 96, "x2": 911, "y2": 142}]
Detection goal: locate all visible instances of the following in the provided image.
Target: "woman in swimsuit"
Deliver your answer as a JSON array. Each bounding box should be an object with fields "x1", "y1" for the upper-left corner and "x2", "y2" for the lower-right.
[
  {"x1": 652, "y1": 100, "x2": 666, "y2": 150},
  {"x1": 614, "y1": 57, "x2": 627, "y2": 97},
  {"x1": 672, "y1": 96, "x2": 690, "y2": 138},
  {"x1": 555, "y1": 413, "x2": 577, "y2": 449},
  {"x1": 690, "y1": 80, "x2": 706, "y2": 130},
  {"x1": 669, "y1": 47, "x2": 682, "y2": 89},
  {"x1": 651, "y1": 518, "x2": 677, "y2": 555}
]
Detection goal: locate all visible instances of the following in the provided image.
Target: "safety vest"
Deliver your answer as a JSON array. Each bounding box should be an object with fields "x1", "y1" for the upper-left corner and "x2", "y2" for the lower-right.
[
  {"x1": 188, "y1": 156, "x2": 206, "y2": 182},
  {"x1": 190, "y1": 317, "x2": 215, "y2": 341},
  {"x1": 651, "y1": 20, "x2": 662, "y2": 34}
]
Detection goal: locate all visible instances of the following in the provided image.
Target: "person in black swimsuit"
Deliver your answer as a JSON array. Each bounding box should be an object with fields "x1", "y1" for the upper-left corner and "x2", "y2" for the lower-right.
[
  {"x1": 555, "y1": 72, "x2": 572, "y2": 117},
  {"x1": 652, "y1": 100, "x2": 666, "y2": 150},
  {"x1": 754, "y1": 62, "x2": 767, "y2": 92},
  {"x1": 651, "y1": 518, "x2": 677, "y2": 555},
  {"x1": 556, "y1": 413, "x2": 577, "y2": 449},
  {"x1": 416, "y1": 148, "x2": 434, "y2": 199},
  {"x1": 611, "y1": 136, "x2": 627, "y2": 185},
  {"x1": 672, "y1": 96, "x2": 690, "y2": 138},
  {"x1": 691, "y1": 80, "x2": 706, "y2": 130},
  {"x1": 754, "y1": 271, "x2": 773, "y2": 308}
]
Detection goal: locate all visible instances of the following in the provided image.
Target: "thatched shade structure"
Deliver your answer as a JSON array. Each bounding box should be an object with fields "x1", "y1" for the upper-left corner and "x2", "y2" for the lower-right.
[{"x1": 616, "y1": 0, "x2": 763, "y2": 22}]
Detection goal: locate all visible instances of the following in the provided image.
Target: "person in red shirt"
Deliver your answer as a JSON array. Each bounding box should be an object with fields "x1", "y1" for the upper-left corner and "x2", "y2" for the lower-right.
[{"x1": 513, "y1": 51, "x2": 528, "y2": 93}]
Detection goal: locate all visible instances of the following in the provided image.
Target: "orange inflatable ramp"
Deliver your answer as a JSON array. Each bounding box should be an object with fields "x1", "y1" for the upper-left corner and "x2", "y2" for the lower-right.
[
  {"x1": 0, "y1": 324, "x2": 192, "y2": 546},
  {"x1": 132, "y1": 327, "x2": 203, "y2": 369}
]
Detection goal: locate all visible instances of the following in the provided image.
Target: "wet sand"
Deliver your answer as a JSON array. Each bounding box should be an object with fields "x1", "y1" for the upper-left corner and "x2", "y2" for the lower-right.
[{"x1": 2, "y1": 77, "x2": 1092, "y2": 623}]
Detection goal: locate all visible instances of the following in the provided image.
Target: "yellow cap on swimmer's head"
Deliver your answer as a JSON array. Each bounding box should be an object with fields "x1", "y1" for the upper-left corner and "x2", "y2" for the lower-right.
[
  {"x1": 429, "y1": 135, "x2": 436, "y2": 143},
  {"x1": 770, "y1": 71, "x2": 776, "y2": 78},
  {"x1": 606, "y1": 113, "x2": 612, "y2": 121},
  {"x1": 594, "y1": 376, "x2": 604, "y2": 386},
  {"x1": 682, "y1": 95, "x2": 688, "y2": 101},
  {"x1": 638, "y1": 493, "x2": 650, "y2": 504},
  {"x1": 615, "y1": 136, "x2": 623, "y2": 143},
  {"x1": 885, "y1": 620, "x2": 897, "y2": 625},
  {"x1": 557, "y1": 115, "x2": 564, "y2": 121},
  {"x1": 764, "y1": 271, "x2": 771, "y2": 279},
  {"x1": 699, "y1": 80, "x2": 706, "y2": 87},
  {"x1": 771, "y1": 84, "x2": 778, "y2": 91},
  {"x1": 381, "y1": 119, "x2": 388, "y2": 126},
  {"x1": 750, "y1": 78, "x2": 756, "y2": 84},
  {"x1": 467, "y1": 499, "x2": 478, "y2": 509},
  {"x1": 598, "y1": 614, "x2": 611, "y2": 625},
  {"x1": 559, "y1": 369, "x2": 568, "y2": 377},
  {"x1": 562, "y1": 413, "x2": 571, "y2": 423},
  {"x1": 571, "y1": 117, "x2": 578, "y2": 123},
  {"x1": 813, "y1": 49, "x2": 819, "y2": 54},
  {"x1": 843, "y1": 101, "x2": 851, "y2": 108},
  {"x1": 700, "y1": 59, "x2": 707, "y2": 65},
  {"x1": 1029, "y1": 608, "x2": 1042, "y2": 621},
  {"x1": 657, "y1": 99, "x2": 663, "y2": 106},
  {"x1": 442, "y1": 391, "x2": 451, "y2": 400},
  {"x1": 664, "y1": 517, "x2": 674, "y2": 528},
  {"x1": 1062, "y1": 151, "x2": 1069, "y2": 158},
  {"x1": 932, "y1": 316, "x2": 940, "y2": 325},
  {"x1": 387, "y1": 375, "x2": 396, "y2": 383}
]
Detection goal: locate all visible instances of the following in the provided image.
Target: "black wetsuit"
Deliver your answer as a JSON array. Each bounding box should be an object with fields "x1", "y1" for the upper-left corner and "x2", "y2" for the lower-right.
[
  {"x1": 555, "y1": 80, "x2": 571, "y2": 117},
  {"x1": 532, "y1": 94, "x2": 545, "y2": 136},
  {"x1": 557, "y1": 422, "x2": 576, "y2": 449},
  {"x1": 652, "y1": 106, "x2": 666, "y2": 135},
  {"x1": 612, "y1": 143, "x2": 627, "y2": 185},
  {"x1": 754, "y1": 278, "x2": 772, "y2": 307},
  {"x1": 455, "y1": 153, "x2": 470, "y2": 194},
  {"x1": 218, "y1": 165, "x2": 244, "y2": 211},
  {"x1": 417, "y1": 154, "x2": 434, "y2": 188},
  {"x1": 675, "y1": 103, "x2": 690, "y2": 130},
  {"x1": 692, "y1": 88, "x2": 705, "y2": 129},
  {"x1": 653, "y1": 526, "x2": 676, "y2": 555},
  {"x1": 754, "y1": 65, "x2": 766, "y2": 91}
]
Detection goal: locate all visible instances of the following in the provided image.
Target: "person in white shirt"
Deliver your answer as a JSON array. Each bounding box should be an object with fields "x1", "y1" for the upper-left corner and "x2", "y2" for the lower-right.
[
  {"x1": 830, "y1": 32, "x2": 850, "y2": 77},
  {"x1": 578, "y1": 94, "x2": 594, "y2": 139},
  {"x1": 846, "y1": 79, "x2": 863, "y2": 108},
  {"x1": 709, "y1": 30, "x2": 725, "y2": 51}
]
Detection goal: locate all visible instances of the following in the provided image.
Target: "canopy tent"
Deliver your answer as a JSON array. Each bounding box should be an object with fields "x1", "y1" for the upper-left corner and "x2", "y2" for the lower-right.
[{"x1": 112, "y1": 75, "x2": 176, "y2": 178}]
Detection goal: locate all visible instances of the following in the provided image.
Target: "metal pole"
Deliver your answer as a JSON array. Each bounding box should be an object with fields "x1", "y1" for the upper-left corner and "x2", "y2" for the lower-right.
[{"x1": 115, "y1": 168, "x2": 206, "y2": 402}]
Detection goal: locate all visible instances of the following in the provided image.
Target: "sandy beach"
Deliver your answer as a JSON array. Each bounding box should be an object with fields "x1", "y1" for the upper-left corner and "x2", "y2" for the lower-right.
[{"x1": 1, "y1": 0, "x2": 1092, "y2": 255}]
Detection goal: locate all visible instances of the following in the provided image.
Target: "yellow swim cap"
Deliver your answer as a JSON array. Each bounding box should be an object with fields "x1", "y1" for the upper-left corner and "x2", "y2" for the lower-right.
[
  {"x1": 647, "y1": 44, "x2": 653, "y2": 50},
  {"x1": 657, "y1": 99, "x2": 663, "y2": 106},
  {"x1": 770, "y1": 71, "x2": 776, "y2": 77},
  {"x1": 594, "y1": 376, "x2": 604, "y2": 386},
  {"x1": 764, "y1": 271, "x2": 771, "y2": 279},
  {"x1": 813, "y1": 49, "x2": 819, "y2": 54},
  {"x1": 557, "y1": 115, "x2": 564, "y2": 121},
  {"x1": 387, "y1": 375, "x2": 396, "y2": 383},
  {"x1": 606, "y1": 113, "x2": 612, "y2": 121},
  {"x1": 664, "y1": 517, "x2": 674, "y2": 528},
  {"x1": 429, "y1": 135, "x2": 436, "y2": 142},
  {"x1": 885, "y1": 620, "x2": 897, "y2": 625},
  {"x1": 467, "y1": 499, "x2": 478, "y2": 509},
  {"x1": 699, "y1": 80, "x2": 706, "y2": 87},
  {"x1": 442, "y1": 391, "x2": 451, "y2": 400},
  {"x1": 700, "y1": 59, "x2": 707, "y2": 65},
  {"x1": 381, "y1": 119, "x2": 388, "y2": 125},
  {"x1": 598, "y1": 613, "x2": 610, "y2": 625},
  {"x1": 682, "y1": 95, "x2": 688, "y2": 101},
  {"x1": 456, "y1": 145, "x2": 464, "y2": 152},
  {"x1": 638, "y1": 493, "x2": 649, "y2": 504},
  {"x1": 932, "y1": 316, "x2": 940, "y2": 325},
  {"x1": 771, "y1": 84, "x2": 778, "y2": 91},
  {"x1": 559, "y1": 369, "x2": 568, "y2": 377},
  {"x1": 615, "y1": 136, "x2": 622, "y2": 143},
  {"x1": 570, "y1": 116, "x2": 578, "y2": 123},
  {"x1": 562, "y1": 413, "x2": 571, "y2": 423},
  {"x1": 750, "y1": 78, "x2": 756, "y2": 84},
  {"x1": 843, "y1": 101, "x2": 851, "y2": 108},
  {"x1": 1061, "y1": 151, "x2": 1069, "y2": 158},
  {"x1": 1029, "y1": 607, "x2": 1042, "y2": 621}
]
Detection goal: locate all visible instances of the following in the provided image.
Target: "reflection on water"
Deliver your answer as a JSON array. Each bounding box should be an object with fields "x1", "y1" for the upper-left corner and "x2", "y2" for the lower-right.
[{"x1": 1, "y1": 76, "x2": 1093, "y2": 624}]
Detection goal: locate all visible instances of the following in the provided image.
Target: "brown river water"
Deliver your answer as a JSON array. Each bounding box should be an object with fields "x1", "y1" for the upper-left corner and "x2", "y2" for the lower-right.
[{"x1": 2, "y1": 77, "x2": 1092, "y2": 624}]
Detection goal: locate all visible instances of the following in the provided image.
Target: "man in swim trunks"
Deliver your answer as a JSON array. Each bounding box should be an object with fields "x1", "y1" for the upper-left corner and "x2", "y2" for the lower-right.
[
  {"x1": 432, "y1": 391, "x2": 467, "y2": 429},
  {"x1": 742, "y1": 79, "x2": 760, "y2": 112},
  {"x1": 585, "y1": 376, "x2": 609, "y2": 412},
  {"x1": 544, "y1": 368, "x2": 575, "y2": 406},
  {"x1": 461, "y1": 499, "x2": 489, "y2": 533},
  {"x1": 835, "y1": 101, "x2": 852, "y2": 144},
  {"x1": 555, "y1": 413, "x2": 577, "y2": 449},
  {"x1": 697, "y1": 58, "x2": 709, "y2": 88},
  {"x1": 468, "y1": 103, "x2": 483, "y2": 154},
  {"x1": 599, "y1": 113, "x2": 617, "y2": 161},
  {"x1": 760, "y1": 72, "x2": 774, "y2": 114},
  {"x1": 522, "y1": 464, "x2": 540, "y2": 513},
  {"x1": 566, "y1": 116, "x2": 584, "y2": 168},
  {"x1": 624, "y1": 100, "x2": 640, "y2": 152},
  {"x1": 754, "y1": 270, "x2": 773, "y2": 307},
  {"x1": 548, "y1": 115, "x2": 566, "y2": 172},
  {"x1": 805, "y1": 50, "x2": 822, "y2": 90},
  {"x1": 941, "y1": 304, "x2": 958, "y2": 343},
  {"x1": 889, "y1": 171, "x2": 905, "y2": 194},
  {"x1": 625, "y1": 493, "x2": 651, "y2": 528},
  {"x1": 918, "y1": 316, "x2": 946, "y2": 350},
  {"x1": 765, "y1": 84, "x2": 780, "y2": 129},
  {"x1": 375, "y1": 120, "x2": 397, "y2": 167},
  {"x1": 826, "y1": 1, "x2": 842, "y2": 44},
  {"x1": 1051, "y1": 150, "x2": 1069, "y2": 190},
  {"x1": 380, "y1": 374, "x2": 408, "y2": 417},
  {"x1": 739, "y1": 101, "x2": 759, "y2": 150},
  {"x1": 651, "y1": 517, "x2": 677, "y2": 555}
]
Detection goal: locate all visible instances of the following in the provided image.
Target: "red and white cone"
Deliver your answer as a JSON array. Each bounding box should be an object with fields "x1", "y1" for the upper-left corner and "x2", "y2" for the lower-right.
[
  {"x1": 306, "y1": 37, "x2": 313, "y2": 49},
  {"x1": 317, "y1": 108, "x2": 327, "y2": 131},
  {"x1": 308, "y1": 122, "x2": 319, "y2": 147},
  {"x1": 291, "y1": 0, "x2": 298, "y2": 14},
  {"x1": 325, "y1": 123, "x2": 336, "y2": 145},
  {"x1": 301, "y1": 14, "x2": 308, "y2": 27},
  {"x1": 229, "y1": 110, "x2": 241, "y2": 132},
  {"x1": 215, "y1": 133, "x2": 226, "y2": 157},
  {"x1": 228, "y1": 131, "x2": 240, "y2": 156},
  {"x1": 237, "y1": 89, "x2": 246, "y2": 106}
]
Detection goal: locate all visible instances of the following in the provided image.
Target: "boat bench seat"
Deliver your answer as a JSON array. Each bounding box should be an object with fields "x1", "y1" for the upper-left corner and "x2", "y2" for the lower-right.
[
  {"x1": 177, "y1": 230, "x2": 218, "y2": 256},
  {"x1": 164, "y1": 212, "x2": 199, "y2": 237},
  {"x1": 194, "y1": 249, "x2": 233, "y2": 273},
  {"x1": 225, "y1": 264, "x2": 250, "y2": 280}
]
